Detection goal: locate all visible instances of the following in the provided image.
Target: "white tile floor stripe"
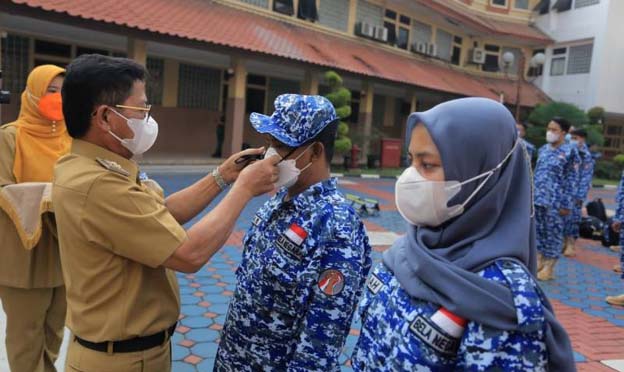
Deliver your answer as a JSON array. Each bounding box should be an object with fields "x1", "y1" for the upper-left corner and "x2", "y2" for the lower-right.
[
  {"x1": 602, "y1": 360, "x2": 624, "y2": 371},
  {"x1": 368, "y1": 231, "x2": 401, "y2": 246}
]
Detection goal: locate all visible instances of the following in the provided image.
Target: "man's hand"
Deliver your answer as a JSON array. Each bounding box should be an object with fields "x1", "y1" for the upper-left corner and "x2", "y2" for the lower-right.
[
  {"x1": 559, "y1": 208, "x2": 571, "y2": 216},
  {"x1": 613, "y1": 221, "x2": 621, "y2": 233},
  {"x1": 219, "y1": 147, "x2": 266, "y2": 184},
  {"x1": 232, "y1": 154, "x2": 280, "y2": 198}
]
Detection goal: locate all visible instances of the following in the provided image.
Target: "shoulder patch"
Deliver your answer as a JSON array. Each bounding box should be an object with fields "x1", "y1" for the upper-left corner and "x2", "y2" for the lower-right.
[
  {"x1": 318, "y1": 269, "x2": 345, "y2": 296},
  {"x1": 96, "y1": 157, "x2": 130, "y2": 177}
]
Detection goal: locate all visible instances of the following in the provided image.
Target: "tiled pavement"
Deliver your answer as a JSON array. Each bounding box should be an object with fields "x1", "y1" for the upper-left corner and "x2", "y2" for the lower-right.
[
  {"x1": 149, "y1": 175, "x2": 624, "y2": 372},
  {"x1": 2, "y1": 175, "x2": 623, "y2": 371}
]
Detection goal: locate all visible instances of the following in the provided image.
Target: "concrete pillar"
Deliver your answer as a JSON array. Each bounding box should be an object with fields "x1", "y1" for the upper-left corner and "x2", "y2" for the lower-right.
[
  {"x1": 162, "y1": 59, "x2": 179, "y2": 108},
  {"x1": 348, "y1": 0, "x2": 358, "y2": 34},
  {"x1": 127, "y1": 38, "x2": 147, "y2": 66},
  {"x1": 359, "y1": 81, "x2": 374, "y2": 163},
  {"x1": 383, "y1": 96, "x2": 395, "y2": 128},
  {"x1": 223, "y1": 57, "x2": 247, "y2": 157},
  {"x1": 301, "y1": 70, "x2": 319, "y2": 95}
]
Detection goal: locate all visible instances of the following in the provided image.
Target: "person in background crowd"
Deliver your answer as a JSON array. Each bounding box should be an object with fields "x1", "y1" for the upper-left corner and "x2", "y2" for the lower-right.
[
  {"x1": 563, "y1": 128, "x2": 595, "y2": 257},
  {"x1": 534, "y1": 117, "x2": 579, "y2": 281}
]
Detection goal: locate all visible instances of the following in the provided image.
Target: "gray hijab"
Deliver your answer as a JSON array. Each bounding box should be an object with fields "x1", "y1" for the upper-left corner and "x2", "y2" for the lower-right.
[{"x1": 383, "y1": 97, "x2": 575, "y2": 371}]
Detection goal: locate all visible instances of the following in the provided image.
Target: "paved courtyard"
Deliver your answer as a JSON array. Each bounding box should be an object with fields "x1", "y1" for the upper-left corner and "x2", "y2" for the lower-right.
[{"x1": 2, "y1": 175, "x2": 624, "y2": 371}]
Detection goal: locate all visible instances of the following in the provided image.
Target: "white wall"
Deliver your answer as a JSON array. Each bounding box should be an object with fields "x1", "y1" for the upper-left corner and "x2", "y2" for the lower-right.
[
  {"x1": 594, "y1": 0, "x2": 624, "y2": 114},
  {"x1": 533, "y1": 0, "x2": 624, "y2": 113}
]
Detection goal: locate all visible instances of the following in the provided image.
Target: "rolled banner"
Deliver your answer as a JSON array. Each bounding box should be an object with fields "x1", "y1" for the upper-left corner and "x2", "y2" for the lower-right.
[{"x1": 0, "y1": 182, "x2": 53, "y2": 250}]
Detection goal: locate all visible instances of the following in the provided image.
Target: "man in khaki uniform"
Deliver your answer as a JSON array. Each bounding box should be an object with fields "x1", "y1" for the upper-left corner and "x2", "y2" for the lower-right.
[
  {"x1": 0, "y1": 65, "x2": 70, "y2": 372},
  {"x1": 52, "y1": 54, "x2": 279, "y2": 371}
]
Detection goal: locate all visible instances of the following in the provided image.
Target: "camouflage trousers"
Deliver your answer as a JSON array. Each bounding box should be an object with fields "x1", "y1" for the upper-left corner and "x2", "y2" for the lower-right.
[
  {"x1": 536, "y1": 205, "x2": 564, "y2": 259},
  {"x1": 564, "y1": 202, "x2": 582, "y2": 239}
]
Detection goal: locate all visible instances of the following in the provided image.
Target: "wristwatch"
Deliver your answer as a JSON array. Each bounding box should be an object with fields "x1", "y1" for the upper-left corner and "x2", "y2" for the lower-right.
[{"x1": 211, "y1": 167, "x2": 229, "y2": 190}]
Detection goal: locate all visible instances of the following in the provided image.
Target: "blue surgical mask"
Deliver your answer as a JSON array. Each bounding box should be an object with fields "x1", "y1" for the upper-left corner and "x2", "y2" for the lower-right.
[
  {"x1": 570, "y1": 140, "x2": 579, "y2": 147},
  {"x1": 565, "y1": 133, "x2": 572, "y2": 142}
]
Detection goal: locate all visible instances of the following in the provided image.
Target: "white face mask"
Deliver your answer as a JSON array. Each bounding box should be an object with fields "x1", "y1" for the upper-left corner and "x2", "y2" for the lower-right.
[
  {"x1": 109, "y1": 109, "x2": 159, "y2": 155},
  {"x1": 395, "y1": 139, "x2": 519, "y2": 227},
  {"x1": 265, "y1": 144, "x2": 313, "y2": 189},
  {"x1": 546, "y1": 131, "x2": 560, "y2": 144}
]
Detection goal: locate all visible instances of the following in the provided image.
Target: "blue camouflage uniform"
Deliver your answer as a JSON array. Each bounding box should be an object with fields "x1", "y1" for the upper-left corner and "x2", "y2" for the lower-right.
[
  {"x1": 522, "y1": 138, "x2": 536, "y2": 160},
  {"x1": 565, "y1": 143, "x2": 595, "y2": 239},
  {"x1": 351, "y1": 261, "x2": 548, "y2": 371},
  {"x1": 214, "y1": 94, "x2": 372, "y2": 371},
  {"x1": 613, "y1": 173, "x2": 624, "y2": 277},
  {"x1": 534, "y1": 143, "x2": 580, "y2": 258}
]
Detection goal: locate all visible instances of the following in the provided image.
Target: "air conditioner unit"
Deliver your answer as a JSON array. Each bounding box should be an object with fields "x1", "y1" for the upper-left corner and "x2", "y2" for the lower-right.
[
  {"x1": 373, "y1": 26, "x2": 388, "y2": 42},
  {"x1": 355, "y1": 22, "x2": 375, "y2": 38},
  {"x1": 411, "y1": 42, "x2": 428, "y2": 54},
  {"x1": 470, "y1": 48, "x2": 486, "y2": 64},
  {"x1": 427, "y1": 43, "x2": 438, "y2": 57}
]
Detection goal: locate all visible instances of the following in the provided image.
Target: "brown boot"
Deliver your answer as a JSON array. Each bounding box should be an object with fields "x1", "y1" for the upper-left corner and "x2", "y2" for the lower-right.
[
  {"x1": 614, "y1": 264, "x2": 623, "y2": 273},
  {"x1": 537, "y1": 258, "x2": 556, "y2": 281},
  {"x1": 537, "y1": 253, "x2": 545, "y2": 273},
  {"x1": 606, "y1": 294, "x2": 624, "y2": 306},
  {"x1": 610, "y1": 245, "x2": 621, "y2": 253},
  {"x1": 563, "y1": 238, "x2": 576, "y2": 257}
]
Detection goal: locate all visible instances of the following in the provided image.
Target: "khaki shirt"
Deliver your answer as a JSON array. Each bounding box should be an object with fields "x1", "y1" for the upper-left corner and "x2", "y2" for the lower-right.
[
  {"x1": 0, "y1": 124, "x2": 63, "y2": 289},
  {"x1": 53, "y1": 140, "x2": 187, "y2": 342}
]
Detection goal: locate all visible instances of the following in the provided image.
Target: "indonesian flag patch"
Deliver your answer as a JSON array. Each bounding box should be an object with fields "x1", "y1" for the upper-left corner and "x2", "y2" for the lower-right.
[
  {"x1": 275, "y1": 223, "x2": 308, "y2": 260},
  {"x1": 285, "y1": 223, "x2": 307, "y2": 245},
  {"x1": 318, "y1": 269, "x2": 345, "y2": 296}
]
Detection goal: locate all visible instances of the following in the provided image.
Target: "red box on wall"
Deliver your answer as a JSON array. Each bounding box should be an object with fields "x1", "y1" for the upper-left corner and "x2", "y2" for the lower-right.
[{"x1": 380, "y1": 138, "x2": 402, "y2": 168}]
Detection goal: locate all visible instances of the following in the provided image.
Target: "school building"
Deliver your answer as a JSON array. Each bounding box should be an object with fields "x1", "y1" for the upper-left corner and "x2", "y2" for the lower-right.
[{"x1": 0, "y1": 0, "x2": 552, "y2": 164}]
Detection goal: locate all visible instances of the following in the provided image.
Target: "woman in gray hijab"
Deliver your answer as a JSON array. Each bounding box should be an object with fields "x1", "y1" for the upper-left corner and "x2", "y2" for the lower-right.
[{"x1": 351, "y1": 98, "x2": 575, "y2": 371}]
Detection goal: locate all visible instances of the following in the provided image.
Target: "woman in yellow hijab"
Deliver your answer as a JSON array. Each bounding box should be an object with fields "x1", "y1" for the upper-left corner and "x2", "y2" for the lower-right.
[
  {"x1": 13, "y1": 64, "x2": 72, "y2": 182},
  {"x1": 0, "y1": 65, "x2": 69, "y2": 372}
]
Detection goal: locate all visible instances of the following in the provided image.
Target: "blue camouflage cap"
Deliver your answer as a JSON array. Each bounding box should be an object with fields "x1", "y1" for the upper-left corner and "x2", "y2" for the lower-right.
[{"x1": 250, "y1": 94, "x2": 338, "y2": 147}]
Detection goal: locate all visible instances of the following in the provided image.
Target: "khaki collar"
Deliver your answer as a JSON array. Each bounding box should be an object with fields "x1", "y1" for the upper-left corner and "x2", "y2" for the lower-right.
[{"x1": 72, "y1": 140, "x2": 139, "y2": 181}]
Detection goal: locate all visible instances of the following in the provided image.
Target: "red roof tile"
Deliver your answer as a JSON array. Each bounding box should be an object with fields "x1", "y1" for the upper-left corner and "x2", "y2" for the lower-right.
[
  {"x1": 419, "y1": 0, "x2": 552, "y2": 43},
  {"x1": 6, "y1": 0, "x2": 548, "y2": 106}
]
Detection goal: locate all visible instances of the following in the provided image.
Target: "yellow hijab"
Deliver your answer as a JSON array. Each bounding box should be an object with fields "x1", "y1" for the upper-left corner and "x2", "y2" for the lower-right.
[{"x1": 11, "y1": 65, "x2": 71, "y2": 183}]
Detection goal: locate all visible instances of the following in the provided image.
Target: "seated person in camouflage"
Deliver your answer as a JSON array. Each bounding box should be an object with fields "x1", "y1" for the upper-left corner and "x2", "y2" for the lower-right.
[
  {"x1": 351, "y1": 98, "x2": 575, "y2": 371},
  {"x1": 215, "y1": 94, "x2": 372, "y2": 371}
]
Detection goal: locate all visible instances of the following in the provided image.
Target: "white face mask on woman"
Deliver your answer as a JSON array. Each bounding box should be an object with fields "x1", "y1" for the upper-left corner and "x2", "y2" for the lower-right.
[
  {"x1": 109, "y1": 109, "x2": 159, "y2": 156},
  {"x1": 395, "y1": 139, "x2": 519, "y2": 227},
  {"x1": 265, "y1": 144, "x2": 313, "y2": 189}
]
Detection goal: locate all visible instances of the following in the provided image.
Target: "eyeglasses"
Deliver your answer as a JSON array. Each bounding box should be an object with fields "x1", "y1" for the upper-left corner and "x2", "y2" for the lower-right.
[{"x1": 116, "y1": 104, "x2": 152, "y2": 120}]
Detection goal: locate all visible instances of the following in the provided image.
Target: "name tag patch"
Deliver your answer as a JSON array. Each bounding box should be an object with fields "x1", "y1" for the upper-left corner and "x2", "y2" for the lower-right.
[
  {"x1": 409, "y1": 316, "x2": 461, "y2": 356},
  {"x1": 367, "y1": 274, "x2": 383, "y2": 294},
  {"x1": 275, "y1": 234, "x2": 303, "y2": 260}
]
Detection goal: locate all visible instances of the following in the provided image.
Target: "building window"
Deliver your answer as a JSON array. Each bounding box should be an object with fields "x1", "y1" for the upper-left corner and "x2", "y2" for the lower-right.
[
  {"x1": 552, "y1": 0, "x2": 572, "y2": 11},
  {"x1": 146, "y1": 57, "x2": 164, "y2": 106},
  {"x1": 411, "y1": 20, "x2": 432, "y2": 47},
  {"x1": 567, "y1": 44, "x2": 593, "y2": 74},
  {"x1": 384, "y1": 9, "x2": 410, "y2": 49},
  {"x1": 483, "y1": 44, "x2": 500, "y2": 72},
  {"x1": 550, "y1": 47, "x2": 567, "y2": 76},
  {"x1": 239, "y1": 0, "x2": 269, "y2": 8},
  {"x1": 491, "y1": 0, "x2": 507, "y2": 6},
  {"x1": 451, "y1": 36, "x2": 462, "y2": 65},
  {"x1": 1, "y1": 34, "x2": 30, "y2": 93},
  {"x1": 246, "y1": 74, "x2": 268, "y2": 114},
  {"x1": 575, "y1": 0, "x2": 599, "y2": 8},
  {"x1": 76, "y1": 46, "x2": 109, "y2": 56},
  {"x1": 515, "y1": 0, "x2": 529, "y2": 8},
  {"x1": 435, "y1": 29, "x2": 453, "y2": 61},
  {"x1": 350, "y1": 90, "x2": 360, "y2": 124},
  {"x1": 297, "y1": 0, "x2": 318, "y2": 21},
  {"x1": 33, "y1": 39, "x2": 71, "y2": 67},
  {"x1": 273, "y1": 0, "x2": 294, "y2": 16},
  {"x1": 178, "y1": 63, "x2": 222, "y2": 109},
  {"x1": 534, "y1": 0, "x2": 551, "y2": 14}
]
